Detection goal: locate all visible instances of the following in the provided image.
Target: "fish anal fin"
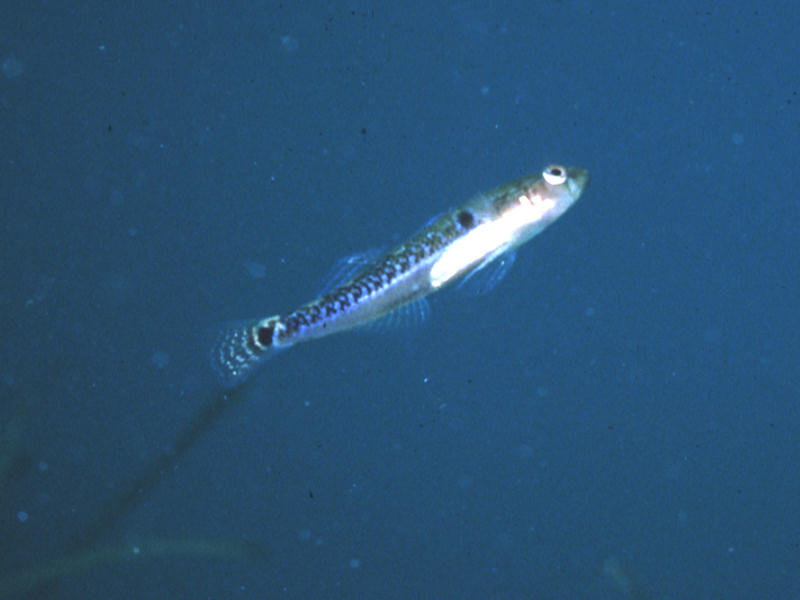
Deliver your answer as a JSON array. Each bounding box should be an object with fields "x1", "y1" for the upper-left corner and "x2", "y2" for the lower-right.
[{"x1": 362, "y1": 297, "x2": 430, "y2": 333}]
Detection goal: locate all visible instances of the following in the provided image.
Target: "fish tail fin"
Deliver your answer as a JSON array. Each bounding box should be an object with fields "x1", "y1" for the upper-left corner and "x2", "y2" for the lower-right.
[{"x1": 210, "y1": 315, "x2": 284, "y2": 388}]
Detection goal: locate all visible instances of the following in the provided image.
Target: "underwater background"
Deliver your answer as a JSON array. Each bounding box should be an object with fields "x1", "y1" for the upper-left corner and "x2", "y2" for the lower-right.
[{"x1": 1, "y1": 2, "x2": 798, "y2": 598}]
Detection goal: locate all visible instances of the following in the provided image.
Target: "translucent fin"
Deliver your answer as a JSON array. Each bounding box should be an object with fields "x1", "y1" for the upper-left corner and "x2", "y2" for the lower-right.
[
  {"x1": 209, "y1": 318, "x2": 280, "y2": 388},
  {"x1": 456, "y1": 250, "x2": 516, "y2": 296},
  {"x1": 319, "y1": 249, "x2": 383, "y2": 293},
  {"x1": 363, "y1": 297, "x2": 430, "y2": 333}
]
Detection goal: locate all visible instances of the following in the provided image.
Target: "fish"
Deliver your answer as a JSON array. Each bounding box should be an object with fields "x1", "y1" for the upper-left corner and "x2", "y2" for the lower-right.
[{"x1": 212, "y1": 164, "x2": 588, "y2": 387}]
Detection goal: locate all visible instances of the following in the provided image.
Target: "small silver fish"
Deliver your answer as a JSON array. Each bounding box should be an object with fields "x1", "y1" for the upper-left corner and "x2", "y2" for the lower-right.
[{"x1": 212, "y1": 165, "x2": 588, "y2": 386}]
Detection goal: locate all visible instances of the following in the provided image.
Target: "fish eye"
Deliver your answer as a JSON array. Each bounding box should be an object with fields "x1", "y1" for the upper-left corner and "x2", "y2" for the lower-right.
[{"x1": 542, "y1": 165, "x2": 568, "y2": 186}]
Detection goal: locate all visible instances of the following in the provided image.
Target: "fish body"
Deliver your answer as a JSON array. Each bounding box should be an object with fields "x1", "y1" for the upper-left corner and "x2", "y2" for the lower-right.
[{"x1": 212, "y1": 165, "x2": 588, "y2": 387}]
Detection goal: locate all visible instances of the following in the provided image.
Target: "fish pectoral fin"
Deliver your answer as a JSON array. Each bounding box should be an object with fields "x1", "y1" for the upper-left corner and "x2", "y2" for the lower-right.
[{"x1": 455, "y1": 250, "x2": 516, "y2": 296}]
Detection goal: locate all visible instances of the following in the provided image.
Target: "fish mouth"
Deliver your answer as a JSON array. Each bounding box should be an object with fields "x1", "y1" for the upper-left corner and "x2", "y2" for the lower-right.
[{"x1": 569, "y1": 167, "x2": 590, "y2": 195}]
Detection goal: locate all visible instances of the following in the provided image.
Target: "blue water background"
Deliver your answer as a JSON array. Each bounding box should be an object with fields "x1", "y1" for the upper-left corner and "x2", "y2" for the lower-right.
[{"x1": 1, "y1": 2, "x2": 798, "y2": 598}]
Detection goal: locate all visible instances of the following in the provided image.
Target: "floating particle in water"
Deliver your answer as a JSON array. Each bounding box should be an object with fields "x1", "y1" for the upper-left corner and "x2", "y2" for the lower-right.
[
  {"x1": 2, "y1": 56, "x2": 24, "y2": 79},
  {"x1": 280, "y1": 35, "x2": 298, "y2": 54},
  {"x1": 109, "y1": 188, "x2": 125, "y2": 208},
  {"x1": 731, "y1": 132, "x2": 744, "y2": 145},
  {"x1": 349, "y1": 558, "x2": 361, "y2": 569},
  {"x1": 457, "y1": 474, "x2": 473, "y2": 489},
  {"x1": 677, "y1": 510, "x2": 688, "y2": 527},
  {"x1": 243, "y1": 260, "x2": 267, "y2": 279},
  {"x1": 17, "y1": 510, "x2": 28, "y2": 522},
  {"x1": 25, "y1": 275, "x2": 55, "y2": 308},
  {"x1": 100, "y1": 271, "x2": 135, "y2": 306},
  {"x1": 517, "y1": 444, "x2": 534, "y2": 459},
  {"x1": 151, "y1": 350, "x2": 170, "y2": 369}
]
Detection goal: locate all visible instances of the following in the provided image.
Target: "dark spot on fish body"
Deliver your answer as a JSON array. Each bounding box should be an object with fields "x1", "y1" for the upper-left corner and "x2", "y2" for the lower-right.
[
  {"x1": 457, "y1": 210, "x2": 475, "y2": 230},
  {"x1": 395, "y1": 258, "x2": 408, "y2": 275},
  {"x1": 307, "y1": 305, "x2": 321, "y2": 323},
  {"x1": 257, "y1": 324, "x2": 274, "y2": 347}
]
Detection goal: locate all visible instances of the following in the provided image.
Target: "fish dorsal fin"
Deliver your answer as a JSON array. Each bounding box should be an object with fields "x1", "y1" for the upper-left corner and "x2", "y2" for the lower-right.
[
  {"x1": 318, "y1": 248, "x2": 383, "y2": 294},
  {"x1": 456, "y1": 250, "x2": 517, "y2": 296}
]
